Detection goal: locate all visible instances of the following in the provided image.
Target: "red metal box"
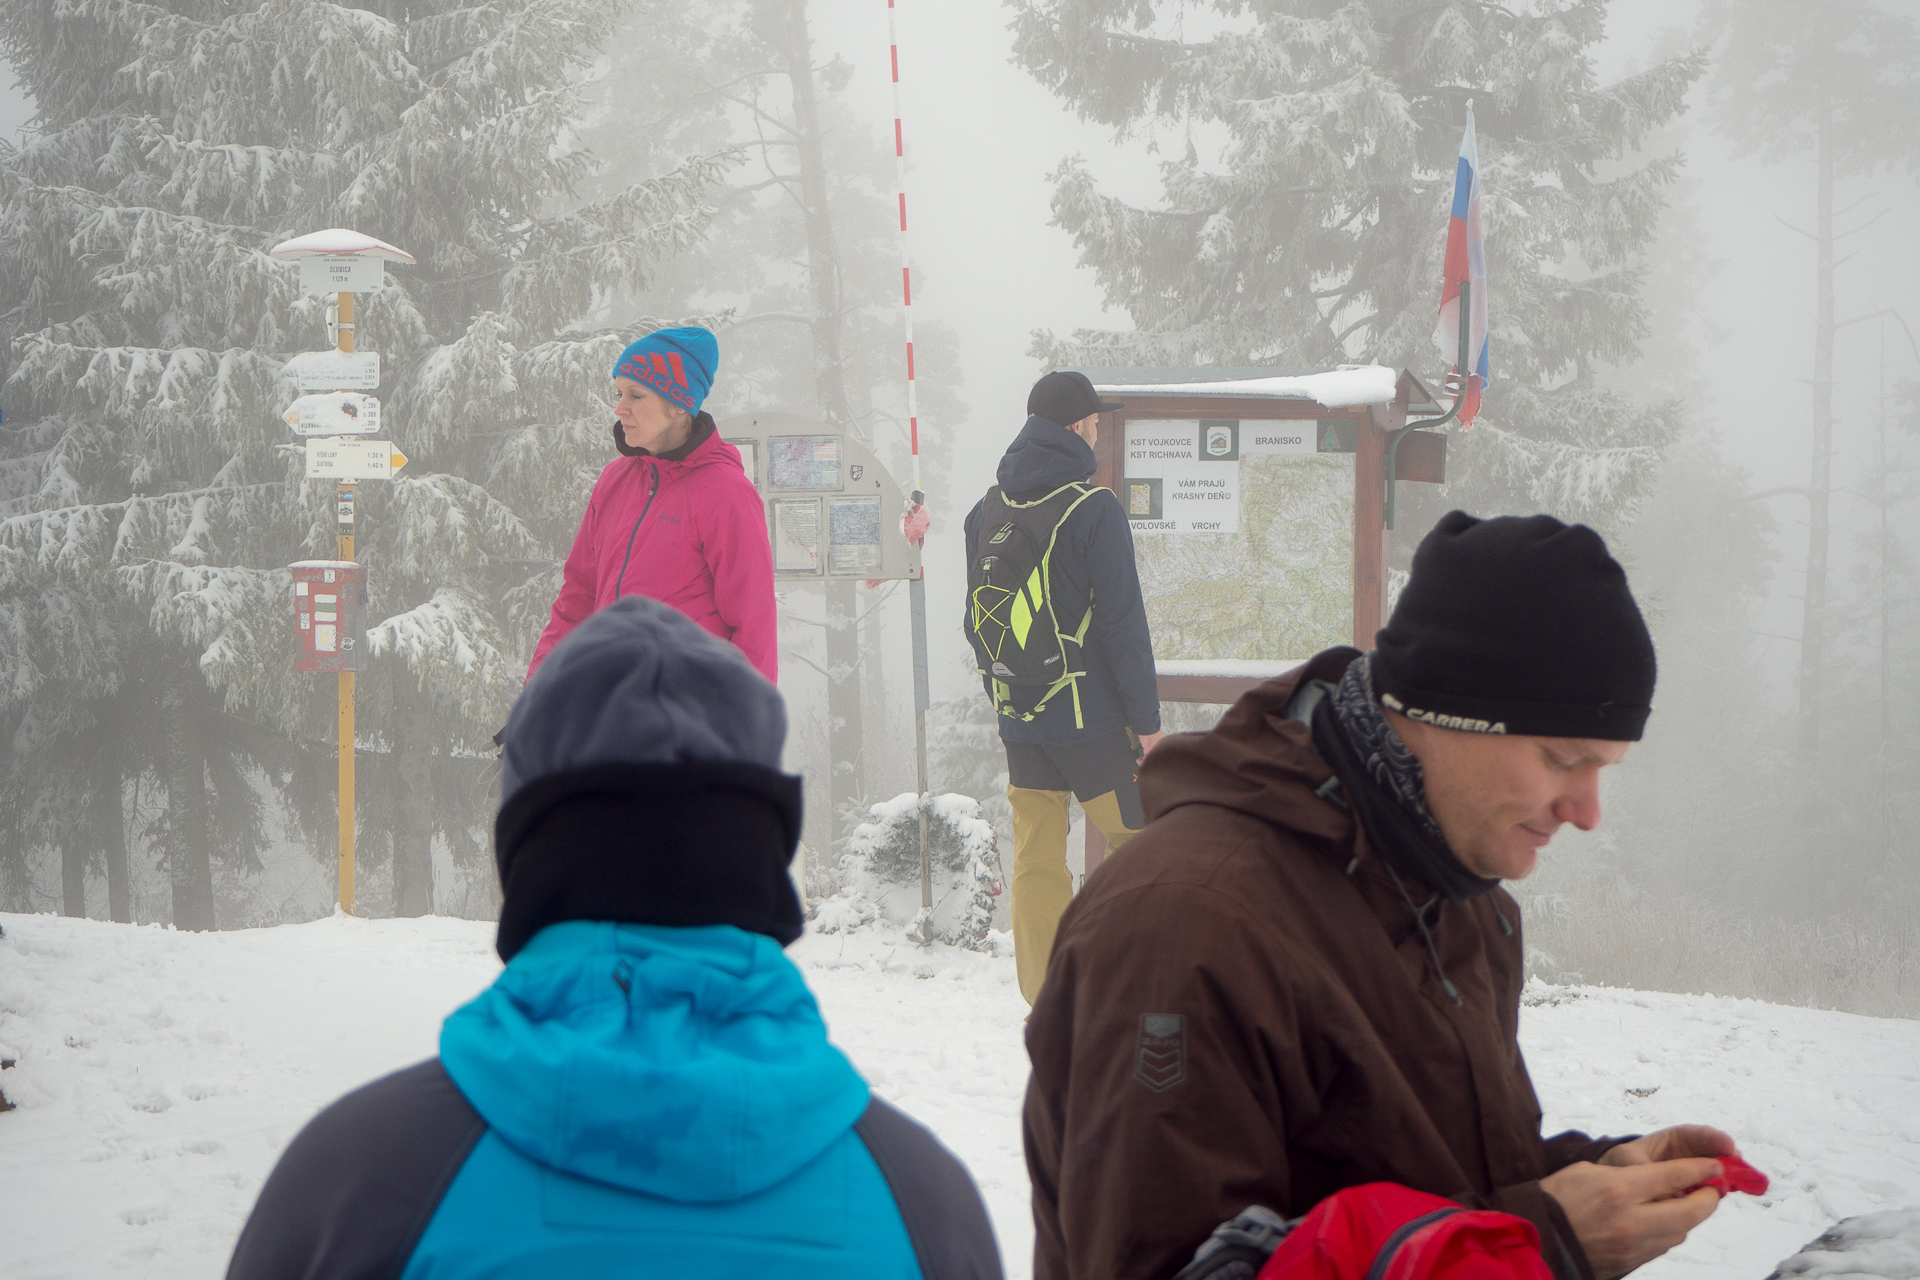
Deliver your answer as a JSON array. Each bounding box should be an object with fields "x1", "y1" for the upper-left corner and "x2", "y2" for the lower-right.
[{"x1": 290, "y1": 561, "x2": 366, "y2": 672}]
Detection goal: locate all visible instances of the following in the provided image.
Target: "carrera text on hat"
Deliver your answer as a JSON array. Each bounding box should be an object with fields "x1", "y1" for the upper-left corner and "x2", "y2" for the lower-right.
[{"x1": 1379, "y1": 692, "x2": 1506, "y2": 735}]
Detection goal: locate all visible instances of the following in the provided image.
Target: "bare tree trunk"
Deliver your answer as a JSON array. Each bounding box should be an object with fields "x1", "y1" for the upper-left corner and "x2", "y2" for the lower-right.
[
  {"x1": 390, "y1": 669, "x2": 435, "y2": 918},
  {"x1": 1798, "y1": 90, "x2": 1834, "y2": 759},
  {"x1": 99, "y1": 737, "x2": 131, "y2": 923},
  {"x1": 777, "y1": 0, "x2": 865, "y2": 827},
  {"x1": 781, "y1": 0, "x2": 856, "y2": 434},
  {"x1": 825, "y1": 581, "x2": 865, "y2": 821},
  {"x1": 61, "y1": 840, "x2": 85, "y2": 917},
  {"x1": 165, "y1": 678, "x2": 216, "y2": 931},
  {"x1": 861, "y1": 586, "x2": 891, "y2": 789},
  {"x1": 1875, "y1": 323, "x2": 1892, "y2": 865}
]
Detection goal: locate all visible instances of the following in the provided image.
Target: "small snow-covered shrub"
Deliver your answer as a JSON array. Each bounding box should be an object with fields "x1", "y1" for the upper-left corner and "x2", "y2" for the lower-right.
[{"x1": 831, "y1": 792, "x2": 1002, "y2": 950}]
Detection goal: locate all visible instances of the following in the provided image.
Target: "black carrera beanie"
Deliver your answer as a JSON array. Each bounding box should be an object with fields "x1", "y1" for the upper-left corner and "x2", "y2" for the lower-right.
[{"x1": 1372, "y1": 511, "x2": 1656, "y2": 741}]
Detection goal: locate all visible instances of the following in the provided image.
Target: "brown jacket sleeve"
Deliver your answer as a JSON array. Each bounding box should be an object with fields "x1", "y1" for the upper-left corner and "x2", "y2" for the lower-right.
[
  {"x1": 1448, "y1": 1131, "x2": 1637, "y2": 1280},
  {"x1": 1542, "y1": 1130, "x2": 1636, "y2": 1171},
  {"x1": 1025, "y1": 877, "x2": 1312, "y2": 1280}
]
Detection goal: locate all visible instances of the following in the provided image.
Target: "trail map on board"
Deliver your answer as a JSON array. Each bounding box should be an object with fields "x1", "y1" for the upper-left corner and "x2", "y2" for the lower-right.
[{"x1": 768, "y1": 435, "x2": 842, "y2": 491}]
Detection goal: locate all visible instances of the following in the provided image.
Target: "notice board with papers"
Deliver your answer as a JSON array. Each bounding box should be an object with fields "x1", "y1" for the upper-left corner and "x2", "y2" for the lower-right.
[{"x1": 724, "y1": 411, "x2": 921, "y2": 583}]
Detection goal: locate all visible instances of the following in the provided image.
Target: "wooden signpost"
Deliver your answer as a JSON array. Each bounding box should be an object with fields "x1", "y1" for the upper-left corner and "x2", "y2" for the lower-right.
[{"x1": 269, "y1": 229, "x2": 417, "y2": 915}]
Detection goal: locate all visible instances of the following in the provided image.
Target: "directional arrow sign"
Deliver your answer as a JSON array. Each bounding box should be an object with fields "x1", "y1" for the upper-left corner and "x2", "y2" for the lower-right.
[
  {"x1": 306, "y1": 440, "x2": 409, "y2": 481},
  {"x1": 284, "y1": 392, "x2": 379, "y2": 437},
  {"x1": 282, "y1": 351, "x2": 379, "y2": 392}
]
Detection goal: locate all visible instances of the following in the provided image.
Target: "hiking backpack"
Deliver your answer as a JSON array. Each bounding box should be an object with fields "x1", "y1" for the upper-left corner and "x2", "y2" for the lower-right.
[
  {"x1": 1173, "y1": 1184, "x2": 1556, "y2": 1280},
  {"x1": 965, "y1": 481, "x2": 1104, "y2": 727}
]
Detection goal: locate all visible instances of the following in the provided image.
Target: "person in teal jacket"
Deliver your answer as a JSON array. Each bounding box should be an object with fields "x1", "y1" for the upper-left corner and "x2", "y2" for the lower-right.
[{"x1": 227, "y1": 597, "x2": 1001, "y2": 1280}]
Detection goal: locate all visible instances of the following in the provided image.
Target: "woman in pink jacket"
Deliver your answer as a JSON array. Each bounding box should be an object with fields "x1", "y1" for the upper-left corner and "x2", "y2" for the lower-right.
[{"x1": 528, "y1": 327, "x2": 777, "y2": 683}]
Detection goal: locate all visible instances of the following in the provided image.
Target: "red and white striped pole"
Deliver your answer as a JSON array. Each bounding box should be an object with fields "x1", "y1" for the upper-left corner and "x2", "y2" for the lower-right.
[
  {"x1": 889, "y1": 0, "x2": 936, "y2": 937},
  {"x1": 889, "y1": 0, "x2": 926, "y2": 514}
]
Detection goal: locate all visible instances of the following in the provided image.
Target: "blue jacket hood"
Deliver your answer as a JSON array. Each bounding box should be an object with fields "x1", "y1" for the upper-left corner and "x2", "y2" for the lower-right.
[
  {"x1": 440, "y1": 921, "x2": 869, "y2": 1202},
  {"x1": 997, "y1": 414, "x2": 1095, "y2": 499}
]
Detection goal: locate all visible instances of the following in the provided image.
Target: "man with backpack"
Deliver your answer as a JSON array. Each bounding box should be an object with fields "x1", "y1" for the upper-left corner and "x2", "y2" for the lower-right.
[
  {"x1": 1024, "y1": 513, "x2": 1748, "y2": 1280},
  {"x1": 965, "y1": 371, "x2": 1164, "y2": 1006}
]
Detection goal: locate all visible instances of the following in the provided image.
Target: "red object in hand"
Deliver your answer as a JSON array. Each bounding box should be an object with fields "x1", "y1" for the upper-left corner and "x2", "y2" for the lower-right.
[{"x1": 1688, "y1": 1154, "x2": 1769, "y2": 1198}]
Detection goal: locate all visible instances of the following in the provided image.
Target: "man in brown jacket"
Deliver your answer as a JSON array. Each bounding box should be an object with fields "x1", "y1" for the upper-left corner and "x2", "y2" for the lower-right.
[{"x1": 1024, "y1": 512, "x2": 1745, "y2": 1280}]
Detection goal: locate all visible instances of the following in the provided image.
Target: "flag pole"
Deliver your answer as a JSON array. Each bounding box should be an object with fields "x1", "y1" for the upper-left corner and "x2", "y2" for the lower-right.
[
  {"x1": 1389, "y1": 279, "x2": 1470, "y2": 529},
  {"x1": 1391, "y1": 98, "x2": 1482, "y2": 530}
]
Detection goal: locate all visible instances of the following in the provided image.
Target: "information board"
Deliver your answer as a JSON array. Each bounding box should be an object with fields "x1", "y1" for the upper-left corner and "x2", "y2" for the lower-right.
[
  {"x1": 1123, "y1": 415, "x2": 1356, "y2": 663},
  {"x1": 1122, "y1": 419, "x2": 1242, "y2": 534},
  {"x1": 724, "y1": 412, "x2": 921, "y2": 582}
]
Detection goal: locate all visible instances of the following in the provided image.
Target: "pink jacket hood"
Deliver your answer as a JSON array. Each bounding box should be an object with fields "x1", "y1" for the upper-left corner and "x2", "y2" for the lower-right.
[{"x1": 529, "y1": 420, "x2": 778, "y2": 683}]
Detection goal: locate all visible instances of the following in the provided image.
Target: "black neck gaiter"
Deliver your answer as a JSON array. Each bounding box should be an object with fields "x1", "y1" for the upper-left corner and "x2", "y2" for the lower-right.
[
  {"x1": 1311, "y1": 655, "x2": 1500, "y2": 902},
  {"x1": 612, "y1": 411, "x2": 715, "y2": 459}
]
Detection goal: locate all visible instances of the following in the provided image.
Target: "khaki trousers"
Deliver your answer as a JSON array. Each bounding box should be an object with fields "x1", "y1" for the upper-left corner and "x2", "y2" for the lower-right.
[{"x1": 1008, "y1": 785, "x2": 1140, "y2": 1006}]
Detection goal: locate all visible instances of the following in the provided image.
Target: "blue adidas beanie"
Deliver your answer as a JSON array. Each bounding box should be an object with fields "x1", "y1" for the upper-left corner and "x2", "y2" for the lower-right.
[{"x1": 613, "y1": 326, "x2": 719, "y2": 416}]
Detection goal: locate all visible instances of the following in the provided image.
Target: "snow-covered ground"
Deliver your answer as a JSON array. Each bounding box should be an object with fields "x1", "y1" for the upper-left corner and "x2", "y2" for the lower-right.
[{"x1": 2, "y1": 911, "x2": 1917, "y2": 1279}]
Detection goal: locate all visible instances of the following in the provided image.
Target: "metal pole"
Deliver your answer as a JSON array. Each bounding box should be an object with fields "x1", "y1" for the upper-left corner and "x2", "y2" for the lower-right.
[
  {"x1": 888, "y1": 0, "x2": 922, "y2": 501},
  {"x1": 912, "y1": 574, "x2": 932, "y2": 912},
  {"x1": 336, "y1": 290, "x2": 357, "y2": 914},
  {"x1": 1388, "y1": 279, "x2": 1471, "y2": 530},
  {"x1": 888, "y1": 0, "x2": 935, "y2": 921}
]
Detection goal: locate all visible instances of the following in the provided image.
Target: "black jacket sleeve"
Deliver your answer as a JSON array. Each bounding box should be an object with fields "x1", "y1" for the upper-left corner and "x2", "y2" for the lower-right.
[
  {"x1": 1076, "y1": 489, "x2": 1161, "y2": 735},
  {"x1": 856, "y1": 1097, "x2": 1004, "y2": 1280},
  {"x1": 962, "y1": 497, "x2": 983, "y2": 640},
  {"x1": 226, "y1": 1059, "x2": 485, "y2": 1280},
  {"x1": 964, "y1": 497, "x2": 994, "y2": 701}
]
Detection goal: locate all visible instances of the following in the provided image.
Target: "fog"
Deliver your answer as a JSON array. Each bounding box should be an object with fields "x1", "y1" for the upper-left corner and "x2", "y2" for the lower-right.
[
  {"x1": 785, "y1": 2, "x2": 1920, "y2": 1012},
  {"x1": 797, "y1": 0, "x2": 1920, "y2": 701},
  {"x1": 2, "y1": 0, "x2": 1917, "y2": 1015}
]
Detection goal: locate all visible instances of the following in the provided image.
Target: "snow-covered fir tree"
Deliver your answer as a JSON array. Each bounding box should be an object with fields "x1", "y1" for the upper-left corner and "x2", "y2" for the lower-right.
[
  {"x1": 836, "y1": 790, "x2": 1001, "y2": 949},
  {"x1": 0, "y1": 0, "x2": 726, "y2": 923},
  {"x1": 1009, "y1": 0, "x2": 1702, "y2": 550}
]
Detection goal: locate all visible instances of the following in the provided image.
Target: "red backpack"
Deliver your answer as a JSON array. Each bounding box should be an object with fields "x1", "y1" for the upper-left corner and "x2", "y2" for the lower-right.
[{"x1": 1174, "y1": 1184, "x2": 1555, "y2": 1280}]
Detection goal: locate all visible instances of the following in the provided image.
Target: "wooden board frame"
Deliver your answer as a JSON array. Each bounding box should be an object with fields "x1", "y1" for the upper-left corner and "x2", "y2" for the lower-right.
[{"x1": 1079, "y1": 369, "x2": 1439, "y2": 875}]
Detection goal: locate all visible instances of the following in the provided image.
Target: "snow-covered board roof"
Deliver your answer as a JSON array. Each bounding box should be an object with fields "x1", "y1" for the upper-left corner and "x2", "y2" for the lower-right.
[
  {"x1": 1084, "y1": 365, "x2": 1401, "y2": 409},
  {"x1": 268, "y1": 229, "x2": 417, "y2": 263}
]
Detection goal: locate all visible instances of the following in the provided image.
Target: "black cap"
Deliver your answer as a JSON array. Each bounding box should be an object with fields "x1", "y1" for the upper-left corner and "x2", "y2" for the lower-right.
[
  {"x1": 1028, "y1": 370, "x2": 1122, "y2": 426},
  {"x1": 1372, "y1": 511, "x2": 1656, "y2": 741}
]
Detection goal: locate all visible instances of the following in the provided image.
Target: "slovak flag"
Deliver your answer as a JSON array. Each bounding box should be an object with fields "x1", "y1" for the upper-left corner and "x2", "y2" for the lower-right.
[{"x1": 1434, "y1": 102, "x2": 1490, "y2": 426}]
